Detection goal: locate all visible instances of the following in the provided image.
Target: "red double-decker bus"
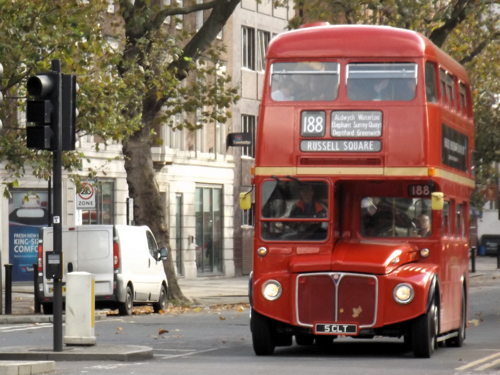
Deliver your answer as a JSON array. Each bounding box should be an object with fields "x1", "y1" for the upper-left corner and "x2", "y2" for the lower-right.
[{"x1": 245, "y1": 24, "x2": 474, "y2": 358}]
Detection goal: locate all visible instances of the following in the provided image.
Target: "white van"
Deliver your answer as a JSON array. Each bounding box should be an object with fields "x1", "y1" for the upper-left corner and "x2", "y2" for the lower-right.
[{"x1": 37, "y1": 225, "x2": 168, "y2": 315}]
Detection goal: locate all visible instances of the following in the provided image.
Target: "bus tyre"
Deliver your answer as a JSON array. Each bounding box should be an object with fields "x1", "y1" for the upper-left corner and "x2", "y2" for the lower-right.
[
  {"x1": 412, "y1": 295, "x2": 438, "y2": 358},
  {"x1": 251, "y1": 309, "x2": 275, "y2": 355},
  {"x1": 119, "y1": 285, "x2": 134, "y2": 316},
  {"x1": 446, "y1": 287, "x2": 466, "y2": 347}
]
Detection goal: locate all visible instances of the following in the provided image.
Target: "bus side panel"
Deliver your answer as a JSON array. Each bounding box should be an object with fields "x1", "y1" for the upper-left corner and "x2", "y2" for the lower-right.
[
  {"x1": 385, "y1": 106, "x2": 426, "y2": 167},
  {"x1": 256, "y1": 107, "x2": 297, "y2": 167}
]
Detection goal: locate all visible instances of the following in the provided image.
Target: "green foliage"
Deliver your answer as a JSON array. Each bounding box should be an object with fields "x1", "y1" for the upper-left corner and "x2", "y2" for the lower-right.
[{"x1": 0, "y1": 0, "x2": 239, "y2": 193}]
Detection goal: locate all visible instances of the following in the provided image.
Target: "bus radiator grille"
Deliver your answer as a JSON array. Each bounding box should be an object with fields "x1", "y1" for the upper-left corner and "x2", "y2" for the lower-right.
[{"x1": 296, "y1": 273, "x2": 377, "y2": 327}]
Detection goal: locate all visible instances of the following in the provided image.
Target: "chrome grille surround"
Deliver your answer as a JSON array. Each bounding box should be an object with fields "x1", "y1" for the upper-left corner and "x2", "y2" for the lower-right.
[{"x1": 295, "y1": 272, "x2": 379, "y2": 328}]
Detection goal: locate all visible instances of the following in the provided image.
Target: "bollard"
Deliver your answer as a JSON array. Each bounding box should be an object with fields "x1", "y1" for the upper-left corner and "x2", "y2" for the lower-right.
[
  {"x1": 497, "y1": 244, "x2": 500, "y2": 270},
  {"x1": 470, "y1": 246, "x2": 476, "y2": 273},
  {"x1": 33, "y1": 263, "x2": 41, "y2": 314},
  {"x1": 4, "y1": 264, "x2": 12, "y2": 315},
  {"x1": 64, "y1": 272, "x2": 96, "y2": 346}
]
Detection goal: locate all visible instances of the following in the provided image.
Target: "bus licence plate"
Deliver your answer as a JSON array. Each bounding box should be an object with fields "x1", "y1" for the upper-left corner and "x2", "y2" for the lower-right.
[{"x1": 315, "y1": 323, "x2": 357, "y2": 335}]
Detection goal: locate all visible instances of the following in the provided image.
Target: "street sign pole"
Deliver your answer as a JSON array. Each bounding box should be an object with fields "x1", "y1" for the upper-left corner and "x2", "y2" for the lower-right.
[{"x1": 51, "y1": 59, "x2": 63, "y2": 352}]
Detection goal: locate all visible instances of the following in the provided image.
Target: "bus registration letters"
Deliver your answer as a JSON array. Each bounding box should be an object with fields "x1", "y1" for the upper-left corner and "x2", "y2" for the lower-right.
[{"x1": 315, "y1": 323, "x2": 358, "y2": 335}]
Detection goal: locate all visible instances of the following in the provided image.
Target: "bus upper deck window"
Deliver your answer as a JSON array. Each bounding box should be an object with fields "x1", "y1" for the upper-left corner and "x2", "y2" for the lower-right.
[
  {"x1": 270, "y1": 62, "x2": 339, "y2": 101},
  {"x1": 347, "y1": 63, "x2": 417, "y2": 101},
  {"x1": 425, "y1": 62, "x2": 438, "y2": 102}
]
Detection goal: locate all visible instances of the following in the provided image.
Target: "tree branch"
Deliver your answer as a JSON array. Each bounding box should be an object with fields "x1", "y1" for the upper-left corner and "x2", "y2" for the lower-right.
[
  {"x1": 154, "y1": 0, "x2": 240, "y2": 111},
  {"x1": 460, "y1": 31, "x2": 500, "y2": 65},
  {"x1": 428, "y1": 0, "x2": 473, "y2": 47},
  {"x1": 150, "y1": 0, "x2": 219, "y2": 30}
]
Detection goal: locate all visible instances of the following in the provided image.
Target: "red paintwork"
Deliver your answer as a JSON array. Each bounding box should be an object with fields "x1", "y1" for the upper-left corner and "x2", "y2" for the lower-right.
[{"x1": 252, "y1": 25, "x2": 473, "y2": 337}]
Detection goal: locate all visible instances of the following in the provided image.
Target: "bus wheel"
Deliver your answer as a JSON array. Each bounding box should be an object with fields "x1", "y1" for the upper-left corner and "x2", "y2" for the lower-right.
[
  {"x1": 412, "y1": 296, "x2": 438, "y2": 358},
  {"x1": 446, "y1": 287, "x2": 466, "y2": 347},
  {"x1": 251, "y1": 309, "x2": 275, "y2": 355}
]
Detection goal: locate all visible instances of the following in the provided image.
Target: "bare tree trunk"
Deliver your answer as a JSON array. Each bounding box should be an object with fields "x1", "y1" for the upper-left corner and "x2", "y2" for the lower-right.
[{"x1": 122, "y1": 126, "x2": 188, "y2": 303}]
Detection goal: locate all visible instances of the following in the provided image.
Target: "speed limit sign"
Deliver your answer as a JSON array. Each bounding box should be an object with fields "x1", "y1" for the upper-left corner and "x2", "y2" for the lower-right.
[{"x1": 76, "y1": 182, "x2": 96, "y2": 209}]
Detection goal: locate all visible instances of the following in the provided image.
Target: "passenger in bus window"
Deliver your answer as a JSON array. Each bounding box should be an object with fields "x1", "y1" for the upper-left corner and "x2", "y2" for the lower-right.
[
  {"x1": 394, "y1": 78, "x2": 416, "y2": 100},
  {"x1": 372, "y1": 79, "x2": 391, "y2": 100},
  {"x1": 289, "y1": 184, "x2": 326, "y2": 218},
  {"x1": 417, "y1": 214, "x2": 431, "y2": 237},
  {"x1": 368, "y1": 198, "x2": 414, "y2": 237},
  {"x1": 271, "y1": 78, "x2": 295, "y2": 101}
]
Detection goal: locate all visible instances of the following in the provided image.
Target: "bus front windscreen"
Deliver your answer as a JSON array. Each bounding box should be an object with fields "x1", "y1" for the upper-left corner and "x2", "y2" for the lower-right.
[
  {"x1": 261, "y1": 180, "x2": 328, "y2": 241},
  {"x1": 270, "y1": 62, "x2": 339, "y2": 102}
]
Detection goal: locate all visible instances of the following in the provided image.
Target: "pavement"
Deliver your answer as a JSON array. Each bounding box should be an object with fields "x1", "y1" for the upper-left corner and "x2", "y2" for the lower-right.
[{"x1": 0, "y1": 256, "x2": 498, "y2": 373}]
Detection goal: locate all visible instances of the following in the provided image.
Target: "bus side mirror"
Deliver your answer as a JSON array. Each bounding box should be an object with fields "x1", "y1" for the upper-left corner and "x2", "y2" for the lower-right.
[
  {"x1": 240, "y1": 192, "x2": 252, "y2": 210},
  {"x1": 431, "y1": 192, "x2": 444, "y2": 210}
]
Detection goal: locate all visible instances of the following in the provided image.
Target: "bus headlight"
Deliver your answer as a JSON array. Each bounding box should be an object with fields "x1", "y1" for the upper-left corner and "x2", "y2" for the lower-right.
[
  {"x1": 262, "y1": 280, "x2": 282, "y2": 301},
  {"x1": 393, "y1": 283, "x2": 414, "y2": 304},
  {"x1": 419, "y1": 248, "x2": 430, "y2": 258},
  {"x1": 256, "y1": 247, "x2": 268, "y2": 257}
]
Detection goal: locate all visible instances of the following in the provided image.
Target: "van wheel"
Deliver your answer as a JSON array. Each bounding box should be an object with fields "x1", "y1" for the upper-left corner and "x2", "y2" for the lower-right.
[
  {"x1": 153, "y1": 284, "x2": 168, "y2": 313},
  {"x1": 119, "y1": 286, "x2": 134, "y2": 316}
]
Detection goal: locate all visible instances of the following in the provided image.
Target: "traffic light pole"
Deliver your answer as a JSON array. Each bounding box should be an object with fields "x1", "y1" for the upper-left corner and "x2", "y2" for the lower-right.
[
  {"x1": 51, "y1": 59, "x2": 63, "y2": 352},
  {"x1": 26, "y1": 59, "x2": 76, "y2": 352}
]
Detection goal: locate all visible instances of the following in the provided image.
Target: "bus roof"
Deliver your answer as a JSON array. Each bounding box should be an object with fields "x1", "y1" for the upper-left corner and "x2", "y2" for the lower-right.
[{"x1": 267, "y1": 25, "x2": 467, "y2": 80}]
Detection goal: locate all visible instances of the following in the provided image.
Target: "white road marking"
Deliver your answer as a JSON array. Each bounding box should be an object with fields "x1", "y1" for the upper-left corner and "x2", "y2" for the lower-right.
[
  {"x1": 0, "y1": 323, "x2": 52, "y2": 333},
  {"x1": 456, "y1": 351, "x2": 500, "y2": 371},
  {"x1": 154, "y1": 347, "x2": 219, "y2": 359}
]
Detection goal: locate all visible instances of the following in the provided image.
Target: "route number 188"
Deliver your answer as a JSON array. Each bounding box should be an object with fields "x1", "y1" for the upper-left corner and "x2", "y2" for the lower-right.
[
  {"x1": 408, "y1": 183, "x2": 432, "y2": 197},
  {"x1": 301, "y1": 111, "x2": 325, "y2": 137}
]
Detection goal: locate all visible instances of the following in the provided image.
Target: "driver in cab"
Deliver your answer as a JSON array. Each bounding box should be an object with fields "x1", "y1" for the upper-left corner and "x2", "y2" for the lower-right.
[{"x1": 290, "y1": 184, "x2": 326, "y2": 218}]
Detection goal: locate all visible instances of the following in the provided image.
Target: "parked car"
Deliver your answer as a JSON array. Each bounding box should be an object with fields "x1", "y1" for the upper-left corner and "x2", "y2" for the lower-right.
[
  {"x1": 37, "y1": 225, "x2": 168, "y2": 315},
  {"x1": 481, "y1": 235, "x2": 500, "y2": 256}
]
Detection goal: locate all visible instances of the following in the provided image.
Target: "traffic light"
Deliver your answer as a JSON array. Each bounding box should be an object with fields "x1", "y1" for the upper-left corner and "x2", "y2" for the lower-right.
[
  {"x1": 26, "y1": 70, "x2": 76, "y2": 151},
  {"x1": 61, "y1": 74, "x2": 76, "y2": 151},
  {"x1": 26, "y1": 72, "x2": 59, "y2": 150}
]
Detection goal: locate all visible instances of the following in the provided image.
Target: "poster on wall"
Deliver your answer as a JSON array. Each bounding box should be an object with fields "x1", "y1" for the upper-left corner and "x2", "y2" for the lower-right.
[{"x1": 8, "y1": 190, "x2": 49, "y2": 282}]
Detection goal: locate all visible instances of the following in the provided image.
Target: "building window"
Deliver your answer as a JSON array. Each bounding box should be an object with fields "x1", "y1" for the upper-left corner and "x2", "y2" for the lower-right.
[
  {"x1": 257, "y1": 29, "x2": 271, "y2": 71},
  {"x1": 175, "y1": 0, "x2": 184, "y2": 29},
  {"x1": 80, "y1": 180, "x2": 115, "y2": 225},
  {"x1": 242, "y1": 26, "x2": 255, "y2": 70},
  {"x1": 241, "y1": 114, "x2": 256, "y2": 158},
  {"x1": 165, "y1": 114, "x2": 184, "y2": 150},
  {"x1": 175, "y1": 193, "x2": 184, "y2": 276},
  {"x1": 195, "y1": 186, "x2": 223, "y2": 274},
  {"x1": 241, "y1": 202, "x2": 255, "y2": 227}
]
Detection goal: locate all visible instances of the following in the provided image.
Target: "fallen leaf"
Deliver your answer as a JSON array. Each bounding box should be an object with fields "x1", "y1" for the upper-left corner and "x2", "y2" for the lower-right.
[
  {"x1": 158, "y1": 329, "x2": 169, "y2": 335},
  {"x1": 115, "y1": 327, "x2": 123, "y2": 334}
]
